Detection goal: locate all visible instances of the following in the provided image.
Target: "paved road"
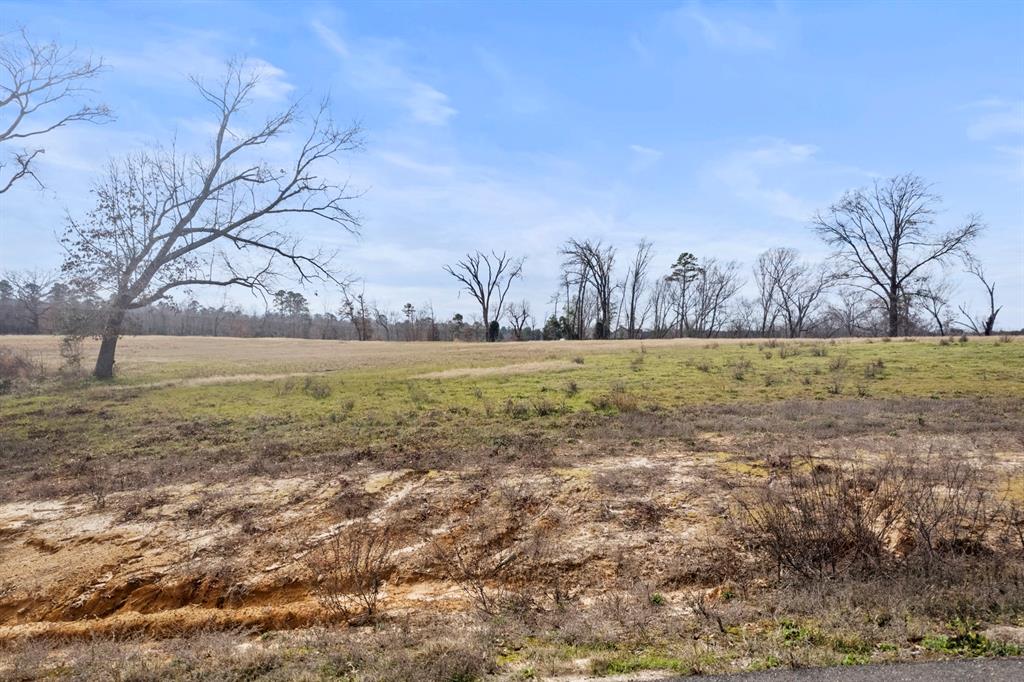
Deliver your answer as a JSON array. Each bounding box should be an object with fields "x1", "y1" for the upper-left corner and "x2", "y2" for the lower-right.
[{"x1": 664, "y1": 659, "x2": 1024, "y2": 681}]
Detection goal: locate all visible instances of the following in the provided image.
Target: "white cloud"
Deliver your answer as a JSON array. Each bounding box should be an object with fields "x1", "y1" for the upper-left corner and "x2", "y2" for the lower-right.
[
  {"x1": 311, "y1": 20, "x2": 456, "y2": 126},
  {"x1": 709, "y1": 140, "x2": 818, "y2": 221},
  {"x1": 966, "y1": 100, "x2": 1024, "y2": 141},
  {"x1": 108, "y1": 33, "x2": 293, "y2": 102},
  {"x1": 628, "y1": 144, "x2": 664, "y2": 172},
  {"x1": 475, "y1": 48, "x2": 546, "y2": 115},
  {"x1": 676, "y1": 1, "x2": 776, "y2": 51}
]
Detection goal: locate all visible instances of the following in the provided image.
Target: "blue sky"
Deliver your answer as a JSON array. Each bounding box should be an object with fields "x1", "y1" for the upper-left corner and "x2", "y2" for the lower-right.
[{"x1": 1, "y1": 0, "x2": 1022, "y2": 328}]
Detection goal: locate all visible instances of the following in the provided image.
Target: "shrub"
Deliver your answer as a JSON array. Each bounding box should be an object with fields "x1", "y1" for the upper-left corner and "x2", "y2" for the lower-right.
[
  {"x1": 863, "y1": 358, "x2": 885, "y2": 379},
  {"x1": 306, "y1": 521, "x2": 396, "y2": 622},
  {"x1": 504, "y1": 398, "x2": 531, "y2": 419},
  {"x1": 731, "y1": 359, "x2": 753, "y2": 381},
  {"x1": 0, "y1": 346, "x2": 41, "y2": 394},
  {"x1": 828, "y1": 356, "x2": 849, "y2": 372},
  {"x1": 302, "y1": 376, "x2": 333, "y2": 399},
  {"x1": 563, "y1": 379, "x2": 579, "y2": 397},
  {"x1": 778, "y1": 344, "x2": 799, "y2": 359},
  {"x1": 735, "y1": 458, "x2": 1005, "y2": 581}
]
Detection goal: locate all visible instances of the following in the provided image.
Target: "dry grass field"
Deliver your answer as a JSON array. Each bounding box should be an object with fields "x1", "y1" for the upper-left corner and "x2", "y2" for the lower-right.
[{"x1": 1, "y1": 334, "x2": 1023, "y2": 680}]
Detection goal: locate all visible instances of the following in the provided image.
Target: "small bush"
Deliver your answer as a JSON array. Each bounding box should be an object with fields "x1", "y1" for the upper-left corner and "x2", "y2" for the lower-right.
[
  {"x1": 997, "y1": 334, "x2": 1013, "y2": 344},
  {"x1": 306, "y1": 521, "x2": 396, "y2": 622},
  {"x1": 731, "y1": 359, "x2": 753, "y2": 381},
  {"x1": 572, "y1": 355, "x2": 585, "y2": 364},
  {"x1": 778, "y1": 344, "x2": 799, "y2": 359},
  {"x1": 564, "y1": 379, "x2": 579, "y2": 397},
  {"x1": 959, "y1": 334, "x2": 969, "y2": 343},
  {"x1": 303, "y1": 376, "x2": 332, "y2": 399},
  {"x1": 863, "y1": 358, "x2": 885, "y2": 379},
  {"x1": 503, "y1": 398, "x2": 531, "y2": 418},
  {"x1": 0, "y1": 346, "x2": 41, "y2": 393},
  {"x1": 809, "y1": 345, "x2": 828, "y2": 357},
  {"x1": 828, "y1": 356, "x2": 849, "y2": 372}
]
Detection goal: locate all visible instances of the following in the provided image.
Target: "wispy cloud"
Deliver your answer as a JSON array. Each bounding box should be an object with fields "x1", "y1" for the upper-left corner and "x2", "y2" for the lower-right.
[
  {"x1": 674, "y1": 1, "x2": 777, "y2": 52},
  {"x1": 628, "y1": 144, "x2": 663, "y2": 172},
  {"x1": 476, "y1": 47, "x2": 546, "y2": 115},
  {"x1": 710, "y1": 140, "x2": 818, "y2": 221},
  {"x1": 109, "y1": 33, "x2": 293, "y2": 101},
  {"x1": 311, "y1": 19, "x2": 456, "y2": 126},
  {"x1": 964, "y1": 98, "x2": 1024, "y2": 141}
]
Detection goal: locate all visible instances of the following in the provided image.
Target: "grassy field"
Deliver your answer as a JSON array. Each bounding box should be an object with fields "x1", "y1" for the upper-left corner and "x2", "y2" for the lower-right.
[{"x1": 1, "y1": 335, "x2": 1023, "y2": 680}]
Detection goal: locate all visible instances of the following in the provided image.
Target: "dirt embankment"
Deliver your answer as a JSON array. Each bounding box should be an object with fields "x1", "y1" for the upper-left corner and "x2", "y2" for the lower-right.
[{"x1": 0, "y1": 446, "x2": 715, "y2": 643}]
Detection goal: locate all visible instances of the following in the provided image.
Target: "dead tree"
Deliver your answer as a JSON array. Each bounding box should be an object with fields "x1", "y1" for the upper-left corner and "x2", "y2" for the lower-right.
[
  {"x1": 443, "y1": 251, "x2": 524, "y2": 342},
  {"x1": 507, "y1": 299, "x2": 531, "y2": 340},
  {"x1": 958, "y1": 259, "x2": 1001, "y2": 336},
  {"x1": 3, "y1": 269, "x2": 57, "y2": 333},
  {"x1": 759, "y1": 248, "x2": 833, "y2": 338},
  {"x1": 1, "y1": 28, "x2": 112, "y2": 193},
  {"x1": 917, "y1": 274, "x2": 955, "y2": 336},
  {"x1": 560, "y1": 239, "x2": 617, "y2": 339},
  {"x1": 61, "y1": 60, "x2": 362, "y2": 378},
  {"x1": 812, "y1": 174, "x2": 981, "y2": 337},
  {"x1": 619, "y1": 238, "x2": 654, "y2": 339}
]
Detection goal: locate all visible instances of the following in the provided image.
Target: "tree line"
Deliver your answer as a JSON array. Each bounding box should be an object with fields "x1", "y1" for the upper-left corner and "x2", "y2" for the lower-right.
[{"x1": 0, "y1": 29, "x2": 1011, "y2": 380}]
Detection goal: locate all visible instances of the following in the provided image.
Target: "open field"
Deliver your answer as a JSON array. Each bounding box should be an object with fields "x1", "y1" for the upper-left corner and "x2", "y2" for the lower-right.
[{"x1": 1, "y1": 335, "x2": 1024, "y2": 680}]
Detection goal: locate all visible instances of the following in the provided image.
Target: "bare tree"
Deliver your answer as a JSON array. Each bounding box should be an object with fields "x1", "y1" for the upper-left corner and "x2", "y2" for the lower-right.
[
  {"x1": 958, "y1": 259, "x2": 1001, "y2": 336},
  {"x1": 619, "y1": 238, "x2": 654, "y2": 339},
  {"x1": 560, "y1": 239, "x2": 617, "y2": 339},
  {"x1": 823, "y1": 288, "x2": 875, "y2": 337},
  {"x1": 689, "y1": 258, "x2": 743, "y2": 338},
  {"x1": 4, "y1": 269, "x2": 58, "y2": 333},
  {"x1": 917, "y1": 274, "x2": 955, "y2": 336},
  {"x1": 341, "y1": 286, "x2": 374, "y2": 341},
  {"x1": 760, "y1": 248, "x2": 833, "y2": 338},
  {"x1": 61, "y1": 61, "x2": 362, "y2": 378},
  {"x1": 812, "y1": 174, "x2": 982, "y2": 337},
  {"x1": 507, "y1": 299, "x2": 531, "y2": 340},
  {"x1": 753, "y1": 250, "x2": 783, "y2": 337},
  {"x1": 443, "y1": 250, "x2": 524, "y2": 342},
  {"x1": 1, "y1": 28, "x2": 112, "y2": 193},
  {"x1": 647, "y1": 276, "x2": 673, "y2": 338}
]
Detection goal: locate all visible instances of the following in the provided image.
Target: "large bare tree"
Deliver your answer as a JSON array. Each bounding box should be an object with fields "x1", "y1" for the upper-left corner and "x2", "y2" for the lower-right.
[
  {"x1": 560, "y1": 239, "x2": 617, "y2": 339},
  {"x1": 443, "y1": 251, "x2": 524, "y2": 342},
  {"x1": 1, "y1": 28, "x2": 112, "y2": 194},
  {"x1": 812, "y1": 174, "x2": 982, "y2": 337},
  {"x1": 62, "y1": 61, "x2": 362, "y2": 378}
]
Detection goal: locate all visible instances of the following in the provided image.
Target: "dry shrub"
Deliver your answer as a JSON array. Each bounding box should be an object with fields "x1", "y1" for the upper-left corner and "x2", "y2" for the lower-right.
[
  {"x1": 306, "y1": 521, "x2": 396, "y2": 622},
  {"x1": 590, "y1": 383, "x2": 640, "y2": 412},
  {"x1": 735, "y1": 457, "x2": 1014, "y2": 582},
  {"x1": 0, "y1": 345, "x2": 42, "y2": 393},
  {"x1": 432, "y1": 481, "x2": 566, "y2": 617}
]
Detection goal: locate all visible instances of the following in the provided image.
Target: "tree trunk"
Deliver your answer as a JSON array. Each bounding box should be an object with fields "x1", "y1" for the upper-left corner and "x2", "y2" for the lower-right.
[
  {"x1": 887, "y1": 295, "x2": 899, "y2": 337},
  {"x1": 94, "y1": 309, "x2": 125, "y2": 379}
]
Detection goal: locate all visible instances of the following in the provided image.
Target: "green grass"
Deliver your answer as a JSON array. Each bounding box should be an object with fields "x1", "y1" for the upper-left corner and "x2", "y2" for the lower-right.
[{"x1": 3, "y1": 338, "x2": 1022, "y2": 467}]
